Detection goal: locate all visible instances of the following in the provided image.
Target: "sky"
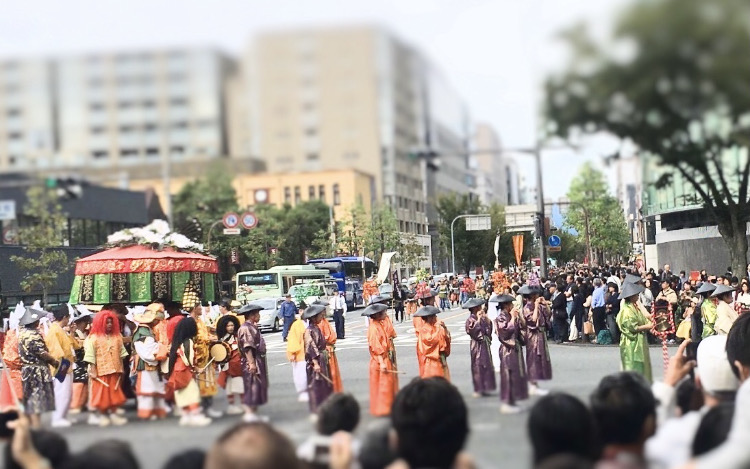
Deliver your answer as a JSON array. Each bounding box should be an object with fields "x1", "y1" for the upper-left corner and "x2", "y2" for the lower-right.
[{"x1": 0, "y1": 0, "x2": 632, "y2": 199}]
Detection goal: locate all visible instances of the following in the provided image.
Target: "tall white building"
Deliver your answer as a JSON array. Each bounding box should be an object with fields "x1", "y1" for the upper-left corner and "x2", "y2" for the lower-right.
[{"x1": 471, "y1": 123, "x2": 520, "y2": 206}]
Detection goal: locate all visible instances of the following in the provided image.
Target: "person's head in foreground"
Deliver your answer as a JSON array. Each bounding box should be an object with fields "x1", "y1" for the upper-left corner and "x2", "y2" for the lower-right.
[
  {"x1": 726, "y1": 312, "x2": 750, "y2": 382},
  {"x1": 528, "y1": 393, "x2": 599, "y2": 466},
  {"x1": 204, "y1": 422, "x2": 300, "y2": 469},
  {"x1": 390, "y1": 377, "x2": 469, "y2": 469},
  {"x1": 590, "y1": 372, "x2": 656, "y2": 461},
  {"x1": 317, "y1": 393, "x2": 360, "y2": 436}
]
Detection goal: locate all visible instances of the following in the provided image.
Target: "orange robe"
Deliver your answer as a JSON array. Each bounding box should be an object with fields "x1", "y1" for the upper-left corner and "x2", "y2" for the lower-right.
[
  {"x1": 413, "y1": 316, "x2": 425, "y2": 376},
  {"x1": 368, "y1": 317, "x2": 398, "y2": 416},
  {"x1": 0, "y1": 329, "x2": 23, "y2": 409},
  {"x1": 84, "y1": 334, "x2": 128, "y2": 412},
  {"x1": 319, "y1": 319, "x2": 343, "y2": 392},
  {"x1": 417, "y1": 320, "x2": 450, "y2": 380}
]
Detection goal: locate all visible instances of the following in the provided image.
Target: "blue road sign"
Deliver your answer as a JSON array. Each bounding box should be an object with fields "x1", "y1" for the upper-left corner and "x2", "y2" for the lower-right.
[{"x1": 548, "y1": 235, "x2": 561, "y2": 247}]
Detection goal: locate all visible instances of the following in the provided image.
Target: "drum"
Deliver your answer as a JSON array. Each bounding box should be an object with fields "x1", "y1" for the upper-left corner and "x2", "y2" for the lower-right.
[{"x1": 210, "y1": 342, "x2": 231, "y2": 365}]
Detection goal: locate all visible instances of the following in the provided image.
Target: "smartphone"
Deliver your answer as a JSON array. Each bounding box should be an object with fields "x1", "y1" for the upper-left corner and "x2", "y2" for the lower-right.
[
  {"x1": 685, "y1": 342, "x2": 699, "y2": 379},
  {"x1": 0, "y1": 410, "x2": 19, "y2": 440}
]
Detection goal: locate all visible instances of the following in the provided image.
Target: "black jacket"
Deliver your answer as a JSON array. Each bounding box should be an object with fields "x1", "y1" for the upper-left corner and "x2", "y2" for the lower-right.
[{"x1": 551, "y1": 292, "x2": 568, "y2": 319}]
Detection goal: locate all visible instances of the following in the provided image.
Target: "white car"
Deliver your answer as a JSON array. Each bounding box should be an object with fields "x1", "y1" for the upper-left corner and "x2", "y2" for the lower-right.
[{"x1": 253, "y1": 297, "x2": 284, "y2": 332}]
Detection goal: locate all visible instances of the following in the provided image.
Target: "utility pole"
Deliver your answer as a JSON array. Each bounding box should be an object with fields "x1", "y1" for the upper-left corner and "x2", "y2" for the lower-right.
[{"x1": 533, "y1": 144, "x2": 548, "y2": 278}]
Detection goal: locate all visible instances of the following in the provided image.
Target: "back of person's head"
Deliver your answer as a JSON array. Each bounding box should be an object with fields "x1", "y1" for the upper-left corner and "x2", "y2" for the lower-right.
[
  {"x1": 5, "y1": 430, "x2": 69, "y2": 469},
  {"x1": 726, "y1": 312, "x2": 750, "y2": 381},
  {"x1": 62, "y1": 440, "x2": 139, "y2": 469},
  {"x1": 162, "y1": 449, "x2": 205, "y2": 469},
  {"x1": 316, "y1": 393, "x2": 360, "y2": 435},
  {"x1": 53, "y1": 305, "x2": 70, "y2": 322},
  {"x1": 535, "y1": 454, "x2": 594, "y2": 469},
  {"x1": 391, "y1": 377, "x2": 469, "y2": 469},
  {"x1": 696, "y1": 335, "x2": 740, "y2": 399},
  {"x1": 358, "y1": 418, "x2": 397, "y2": 469},
  {"x1": 528, "y1": 393, "x2": 598, "y2": 465},
  {"x1": 590, "y1": 372, "x2": 656, "y2": 448},
  {"x1": 205, "y1": 422, "x2": 300, "y2": 469},
  {"x1": 675, "y1": 378, "x2": 703, "y2": 416},
  {"x1": 691, "y1": 402, "x2": 735, "y2": 457}
]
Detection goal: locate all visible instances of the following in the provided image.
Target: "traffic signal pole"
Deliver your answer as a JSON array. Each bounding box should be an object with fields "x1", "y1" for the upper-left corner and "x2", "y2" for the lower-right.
[{"x1": 534, "y1": 144, "x2": 548, "y2": 278}]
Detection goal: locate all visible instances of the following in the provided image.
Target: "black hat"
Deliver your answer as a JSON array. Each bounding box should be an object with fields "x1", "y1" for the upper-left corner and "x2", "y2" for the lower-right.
[
  {"x1": 19, "y1": 307, "x2": 45, "y2": 327},
  {"x1": 413, "y1": 305, "x2": 441, "y2": 317},
  {"x1": 624, "y1": 274, "x2": 644, "y2": 285},
  {"x1": 361, "y1": 303, "x2": 388, "y2": 317},
  {"x1": 462, "y1": 298, "x2": 485, "y2": 310},
  {"x1": 518, "y1": 285, "x2": 540, "y2": 296},
  {"x1": 489, "y1": 294, "x2": 515, "y2": 304},
  {"x1": 371, "y1": 294, "x2": 392, "y2": 304},
  {"x1": 238, "y1": 303, "x2": 264, "y2": 316},
  {"x1": 696, "y1": 282, "x2": 717, "y2": 296},
  {"x1": 302, "y1": 304, "x2": 327, "y2": 320},
  {"x1": 618, "y1": 282, "x2": 645, "y2": 300},
  {"x1": 711, "y1": 284, "x2": 734, "y2": 298}
]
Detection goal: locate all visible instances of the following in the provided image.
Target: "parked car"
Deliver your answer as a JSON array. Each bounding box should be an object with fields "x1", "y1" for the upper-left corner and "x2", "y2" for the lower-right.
[
  {"x1": 378, "y1": 283, "x2": 393, "y2": 297},
  {"x1": 254, "y1": 297, "x2": 284, "y2": 332},
  {"x1": 345, "y1": 280, "x2": 362, "y2": 309}
]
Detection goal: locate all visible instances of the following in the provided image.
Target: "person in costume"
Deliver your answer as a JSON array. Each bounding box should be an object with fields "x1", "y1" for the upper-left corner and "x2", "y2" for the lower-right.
[
  {"x1": 44, "y1": 305, "x2": 77, "y2": 427},
  {"x1": 183, "y1": 282, "x2": 222, "y2": 418},
  {"x1": 287, "y1": 303, "x2": 309, "y2": 402},
  {"x1": 303, "y1": 304, "x2": 334, "y2": 417},
  {"x1": 464, "y1": 298, "x2": 496, "y2": 397},
  {"x1": 216, "y1": 314, "x2": 244, "y2": 415},
  {"x1": 412, "y1": 289, "x2": 437, "y2": 376},
  {"x1": 18, "y1": 307, "x2": 59, "y2": 428},
  {"x1": 168, "y1": 317, "x2": 211, "y2": 426},
  {"x1": 84, "y1": 310, "x2": 128, "y2": 426},
  {"x1": 414, "y1": 305, "x2": 451, "y2": 380},
  {"x1": 492, "y1": 294, "x2": 529, "y2": 414},
  {"x1": 165, "y1": 301, "x2": 186, "y2": 342},
  {"x1": 69, "y1": 307, "x2": 93, "y2": 418},
  {"x1": 711, "y1": 284, "x2": 738, "y2": 335},
  {"x1": 697, "y1": 282, "x2": 718, "y2": 339},
  {"x1": 616, "y1": 281, "x2": 654, "y2": 383},
  {"x1": 0, "y1": 304, "x2": 25, "y2": 411},
  {"x1": 132, "y1": 303, "x2": 170, "y2": 420},
  {"x1": 363, "y1": 303, "x2": 398, "y2": 416},
  {"x1": 520, "y1": 285, "x2": 552, "y2": 396},
  {"x1": 236, "y1": 303, "x2": 269, "y2": 422},
  {"x1": 313, "y1": 300, "x2": 343, "y2": 393}
]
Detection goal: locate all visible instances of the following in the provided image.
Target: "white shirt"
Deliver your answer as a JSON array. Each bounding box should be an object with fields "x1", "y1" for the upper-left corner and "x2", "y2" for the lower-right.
[{"x1": 330, "y1": 295, "x2": 347, "y2": 312}]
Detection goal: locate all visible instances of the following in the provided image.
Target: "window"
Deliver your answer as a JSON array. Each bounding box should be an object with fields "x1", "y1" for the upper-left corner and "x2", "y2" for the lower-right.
[
  {"x1": 89, "y1": 102, "x2": 105, "y2": 111},
  {"x1": 91, "y1": 126, "x2": 105, "y2": 134},
  {"x1": 306, "y1": 153, "x2": 318, "y2": 161},
  {"x1": 6, "y1": 109, "x2": 20, "y2": 117},
  {"x1": 92, "y1": 150, "x2": 108, "y2": 159},
  {"x1": 309, "y1": 186, "x2": 315, "y2": 199},
  {"x1": 121, "y1": 149, "x2": 138, "y2": 157},
  {"x1": 284, "y1": 187, "x2": 291, "y2": 204},
  {"x1": 145, "y1": 147, "x2": 159, "y2": 156},
  {"x1": 333, "y1": 184, "x2": 341, "y2": 206},
  {"x1": 318, "y1": 185, "x2": 325, "y2": 202},
  {"x1": 7, "y1": 132, "x2": 22, "y2": 140},
  {"x1": 294, "y1": 186, "x2": 301, "y2": 204},
  {"x1": 305, "y1": 128, "x2": 317, "y2": 136}
]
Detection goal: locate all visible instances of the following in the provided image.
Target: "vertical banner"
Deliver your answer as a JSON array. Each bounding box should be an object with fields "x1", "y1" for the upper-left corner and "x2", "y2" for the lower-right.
[
  {"x1": 230, "y1": 247, "x2": 240, "y2": 265},
  {"x1": 512, "y1": 234, "x2": 524, "y2": 267}
]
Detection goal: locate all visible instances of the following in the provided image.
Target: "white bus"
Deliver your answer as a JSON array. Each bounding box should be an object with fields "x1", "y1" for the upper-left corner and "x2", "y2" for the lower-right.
[{"x1": 236, "y1": 265, "x2": 330, "y2": 302}]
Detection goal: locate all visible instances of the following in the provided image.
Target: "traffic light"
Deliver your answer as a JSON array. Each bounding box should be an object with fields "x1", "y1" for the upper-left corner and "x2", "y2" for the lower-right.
[
  {"x1": 45, "y1": 177, "x2": 85, "y2": 200},
  {"x1": 543, "y1": 217, "x2": 551, "y2": 238}
]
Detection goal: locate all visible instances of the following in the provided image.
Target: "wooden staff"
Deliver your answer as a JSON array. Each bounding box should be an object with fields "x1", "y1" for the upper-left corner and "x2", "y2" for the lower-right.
[
  {"x1": 384, "y1": 369, "x2": 406, "y2": 374},
  {"x1": 199, "y1": 357, "x2": 215, "y2": 373},
  {"x1": 315, "y1": 371, "x2": 335, "y2": 386},
  {"x1": 93, "y1": 376, "x2": 110, "y2": 388}
]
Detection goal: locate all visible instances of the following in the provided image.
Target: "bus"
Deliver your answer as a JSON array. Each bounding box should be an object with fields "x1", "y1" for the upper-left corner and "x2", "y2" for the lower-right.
[
  {"x1": 306, "y1": 256, "x2": 376, "y2": 292},
  {"x1": 235, "y1": 265, "x2": 330, "y2": 302}
]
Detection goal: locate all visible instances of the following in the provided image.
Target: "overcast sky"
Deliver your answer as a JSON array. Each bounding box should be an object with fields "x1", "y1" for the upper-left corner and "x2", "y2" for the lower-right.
[{"x1": 0, "y1": 0, "x2": 632, "y2": 198}]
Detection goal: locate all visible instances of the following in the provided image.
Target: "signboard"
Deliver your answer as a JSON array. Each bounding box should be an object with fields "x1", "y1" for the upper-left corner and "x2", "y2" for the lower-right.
[
  {"x1": 547, "y1": 246, "x2": 562, "y2": 252},
  {"x1": 223, "y1": 228, "x2": 241, "y2": 235},
  {"x1": 505, "y1": 204, "x2": 536, "y2": 233},
  {"x1": 466, "y1": 215, "x2": 491, "y2": 231},
  {"x1": 548, "y1": 235, "x2": 561, "y2": 247},
  {"x1": 222, "y1": 212, "x2": 239, "y2": 229},
  {"x1": 230, "y1": 248, "x2": 240, "y2": 265},
  {"x1": 0, "y1": 200, "x2": 16, "y2": 221},
  {"x1": 240, "y1": 211, "x2": 258, "y2": 229},
  {"x1": 377, "y1": 252, "x2": 398, "y2": 283}
]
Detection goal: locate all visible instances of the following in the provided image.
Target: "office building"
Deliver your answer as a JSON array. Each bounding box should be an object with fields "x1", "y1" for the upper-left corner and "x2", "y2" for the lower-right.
[{"x1": 471, "y1": 123, "x2": 521, "y2": 206}]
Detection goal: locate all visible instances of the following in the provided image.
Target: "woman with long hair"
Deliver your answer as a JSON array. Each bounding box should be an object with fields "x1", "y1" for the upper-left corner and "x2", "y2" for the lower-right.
[
  {"x1": 216, "y1": 314, "x2": 244, "y2": 415},
  {"x1": 168, "y1": 317, "x2": 211, "y2": 426}
]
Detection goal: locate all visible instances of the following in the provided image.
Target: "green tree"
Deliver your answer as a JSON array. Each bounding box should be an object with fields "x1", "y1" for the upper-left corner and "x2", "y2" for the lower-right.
[
  {"x1": 277, "y1": 201, "x2": 332, "y2": 265},
  {"x1": 565, "y1": 163, "x2": 631, "y2": 264},
  {"x1": 549, "y1": 230, "x2": 586, "y2": 265},
  {"x1": 363, "y1": 204, "x2": 401, "y2": 263},
  {"x1": 11, "y1": 186, "x2": 68, "y2": 306},
  {"x1": 334, "y1": 204, "x2": 368, "y2": 256},
  {"x1": 545, "y1": 0, "x2": 750, "y2": 275},
  {"x1": 399, "y1": 232, "x2": 427, "y2": 271}
]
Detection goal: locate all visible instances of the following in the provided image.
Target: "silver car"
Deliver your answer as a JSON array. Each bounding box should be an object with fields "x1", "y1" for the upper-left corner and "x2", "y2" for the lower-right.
[{"x1": 254, "y1": 297, "x2": 284, "y2": 332}]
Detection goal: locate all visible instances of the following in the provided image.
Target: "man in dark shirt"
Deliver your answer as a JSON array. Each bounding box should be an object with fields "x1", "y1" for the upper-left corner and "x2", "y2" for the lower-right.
[{"x1": 280, "y1": 293, "x2": 298, "y2": 342}]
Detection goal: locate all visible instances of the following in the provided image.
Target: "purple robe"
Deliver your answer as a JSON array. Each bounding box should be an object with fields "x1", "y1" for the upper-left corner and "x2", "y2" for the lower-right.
[
  {"x1": 495, "y1": 310, "x2": 528, "y2": 404},
  {"x1": 465, "y1": 313, "x2": 496, "y2": 393},
  {"x1": 237, "y1": 321, "x2": 268, "y2": 407},
  {"x1": 523, "y1": 301, "x2": 553, "y2": 381},
  {"x1": 304, "y1": 323, "x2": 333, "y2": 413}
]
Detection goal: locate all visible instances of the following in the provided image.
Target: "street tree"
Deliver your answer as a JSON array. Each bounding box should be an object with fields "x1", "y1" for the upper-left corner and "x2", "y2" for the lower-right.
[
  {"x1": 399, "y1": 232, "x2": 427, "y2": 272},
  {"x1": 277, "y1": 201, "x2": 332, "y2": 265},
  {"x1": 363, "y1": 204, "x2": 401, "y2": 264},
  {"x1": 11, "y1": 186, "x2": 68, "y2": 306},
  {"x1": 545, "y1": 0, "x2": 750, "y2": 274},
  {"x1": 565, "y1": 163, "x2": 631, "y2": 264},
  {"x1": 334, "y1": 204, "x2": 368, "y2": 257},
  {"x1": 549, "y1": 231, "x2": 586, "y2": 265}
]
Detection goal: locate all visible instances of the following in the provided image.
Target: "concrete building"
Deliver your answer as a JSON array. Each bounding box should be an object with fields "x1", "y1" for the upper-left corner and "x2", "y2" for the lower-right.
[{"x1": 471, "y1": 123, "x2": 521, "y2": 206}]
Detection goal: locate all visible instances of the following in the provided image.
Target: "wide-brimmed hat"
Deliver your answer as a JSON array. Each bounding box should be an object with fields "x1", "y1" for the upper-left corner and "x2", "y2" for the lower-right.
[
  {"x1": 711, "y1": 284, "x2": 735, "y2": 298},
  {"x1": 462, "y1": 298, "x2": 485, "y2": 310},
  {"x1": 489, "y1": 294, "x2": 515, "y2": 304},
  {"x1": 618, "y1": 282, "x2": 645, "y2": 300},
  {"x1": 413, "y1": 305, "x2": 441, "y2": 317},
  {"x1": 238, "y1": 303, "x2": 264, "y2": 316},
  {"x1": 361, "y1": 303, "x2": 388, "y2": 317},
  {"x1": 518, "y1": 285, "x2": 540, "y2": 296},
  {"x1": 624, "y1": 274, "x2": 644, "y2": 285},
  {"x1": 302, "y1": 304, "x2": 327, "y2": 320},
  {"x1": 19, "y1": 307, "x2": 45, "y2": 326},
  {"x1": 182, "y1": 282, "x2": 201, "y2": 310},
  {"x1": 230, "y1": 299, "x2": 242, "y2": 308},
  {"x1": 696, "y1": 282, "x2": 717, "y2": 296},
  {"x1": 371, "y1": 294, "x2": 392, "y2": 304},
  {"x1": 312, "y1": 299, "x2": 329, "y2": 307},
  {"x1": 133, "y1": 305, "x2": 159, "y2": 325}
]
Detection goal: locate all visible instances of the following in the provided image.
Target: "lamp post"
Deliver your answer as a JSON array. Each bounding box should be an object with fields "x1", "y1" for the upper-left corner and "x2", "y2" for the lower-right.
[{"x1": 205, "y1": 220, "x2": 224, "y2": 251}]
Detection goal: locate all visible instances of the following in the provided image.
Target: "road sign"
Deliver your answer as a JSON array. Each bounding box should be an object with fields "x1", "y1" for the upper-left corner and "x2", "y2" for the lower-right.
[
  {"x1": 223, "y1": 228, "x2": 241, "y2": 235},
  {"x1": 547, "y1": 246, "x2": 562, "y2": 252},
  {"x1": 222, "y1": 212, "x2": 240, "y2": 229},
  {"x1": 466, "y1": 215, "x2": 491, "y2": 231},
  {"x1": 548, "y1": 235, "x2": 561, "y2": 247},
  {"x1": 230, "y1": 247, "x2": 240, "y2": 264},
  {"x1": 240, "y1": 211, "x2": 258, "y2": 229},
  {"x1": 0, "y1": 200, "x2": 16, "y2": 220}
]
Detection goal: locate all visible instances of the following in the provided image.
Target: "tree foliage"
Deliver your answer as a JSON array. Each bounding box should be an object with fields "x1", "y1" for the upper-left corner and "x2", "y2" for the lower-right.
[
  {"x1": 545, "y1": 0, "x2": 750, "y2": 274},
  {"x1": 11, "y1": 186, "x2": 68, "y2": 306},
  {"x1": 399, "y1": 232, "x2": 427, "y2": 271},
  {"x1": 363, "y1": 204, "x2": 401, "y2": 263},
  {"x1": 565, "y1": 163, "x2": 631, "y2": 263}
]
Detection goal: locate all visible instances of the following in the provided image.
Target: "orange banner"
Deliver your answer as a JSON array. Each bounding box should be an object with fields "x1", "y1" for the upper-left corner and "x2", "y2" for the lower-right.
[{"x1": 512, "y1": 234, "x2": 524, "y2": 267}]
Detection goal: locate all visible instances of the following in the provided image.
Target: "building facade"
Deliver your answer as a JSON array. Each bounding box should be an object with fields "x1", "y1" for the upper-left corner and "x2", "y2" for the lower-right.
[{"x1": 471, "y1": 123, "x2": 520, "y2": 206}]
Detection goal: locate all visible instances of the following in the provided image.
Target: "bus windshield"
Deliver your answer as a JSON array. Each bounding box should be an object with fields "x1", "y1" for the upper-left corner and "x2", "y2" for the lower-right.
[{"x1": 237, "y1": 273, "x2": 278, "y2": 288}]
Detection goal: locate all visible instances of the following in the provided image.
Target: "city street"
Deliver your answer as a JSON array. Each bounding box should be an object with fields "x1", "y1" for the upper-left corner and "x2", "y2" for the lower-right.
[{"x1": 63, "y1": 307, "x2": 668, "y2": 468}]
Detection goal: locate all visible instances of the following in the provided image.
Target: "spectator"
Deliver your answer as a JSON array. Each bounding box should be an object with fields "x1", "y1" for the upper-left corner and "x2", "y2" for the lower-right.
[
  {"x1": 4, "y1": 425, "x2": 69, "y2": 469},
  {"x1": 390, "y1": 377, "x2": 470, "y2": 469},
  {"x1": 280, "y1": 294, "x2": 299, "y2": 342},
  {"x1": 358, "y1": 419, "x2": 398, "y2": 469},
  {"x1": 162, "y1": 450, "x2": 205, "y2": 469},
  {"x1": 297, "y1": 393, "x2": 361, "y2": 465},
  {"x1": 528, "y1": 393, "x2": 598, "y2": 466},
  {"x1": 691, "y1": 403, "x2": 734, "y2": 457},
  {"x1": 204, "y1": 422, "x2": 301, "y2": 469}
]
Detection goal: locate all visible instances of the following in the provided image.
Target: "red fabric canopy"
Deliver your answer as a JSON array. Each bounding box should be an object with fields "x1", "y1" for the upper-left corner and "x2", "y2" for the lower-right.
[{"x1": 75, "y1": 245, "x2": 219, "y2": 275}]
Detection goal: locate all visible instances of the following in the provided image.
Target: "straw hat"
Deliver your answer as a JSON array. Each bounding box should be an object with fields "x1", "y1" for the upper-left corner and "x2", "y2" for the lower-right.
[
  {"x1": 618, "y1": 282, "x2": 645, "y2": 300},
  {"x1": 413, "y1": 305, "x2": 441, "y2": 317},
  {"x1": 462, "y1": 298, "x2": 485, "y2": 309}
]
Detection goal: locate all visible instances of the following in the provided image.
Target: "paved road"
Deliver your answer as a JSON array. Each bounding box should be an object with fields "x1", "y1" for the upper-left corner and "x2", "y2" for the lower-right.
[{"x1": 63, "y1": 307, "x2": 667, "y2": 468}]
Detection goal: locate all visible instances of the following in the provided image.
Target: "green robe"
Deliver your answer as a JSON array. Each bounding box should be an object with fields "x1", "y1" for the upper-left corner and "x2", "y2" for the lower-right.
[
  {"x1": 701, "y1": 300, "x2": 718, "y2": 339},
  {"x1": 616, "y1": 301, "x2": 652, "y2": 383}
]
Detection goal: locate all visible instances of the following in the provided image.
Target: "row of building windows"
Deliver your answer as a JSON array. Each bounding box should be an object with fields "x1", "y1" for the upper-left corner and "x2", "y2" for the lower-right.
[
  {"x1": 89, "y1": 98, "x2": 189, "y2": 111},
  {"x1": 395, "y1": 196, "x2": 424, "y2": 212},
  {"x1": 2, "y1": 218, "x2": 138, "y2": 247},
  {"x1": 88, "y1": 120, "x2": 214, "y2": 134},
  {"x1": 283, "y1": 184, "x2": 342, "y2": 206},
  {"x1": 90, "y1": 146, "x2": 188, "y2": 159}
]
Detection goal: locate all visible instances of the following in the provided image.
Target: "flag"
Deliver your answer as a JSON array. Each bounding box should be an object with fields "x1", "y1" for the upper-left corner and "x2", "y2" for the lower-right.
[{"x1": 512, "y1": 234, "x2": 524, "y2": 267}]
